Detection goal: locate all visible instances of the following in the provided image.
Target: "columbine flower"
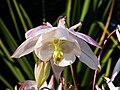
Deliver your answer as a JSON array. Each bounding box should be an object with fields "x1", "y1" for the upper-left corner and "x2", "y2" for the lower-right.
[
  {"x1": 95, "y1": 85, "x2": 105, "y2": 90},
  {"x1": 116, "y1": 25, "x2": 120, "y2": 42},
  {"x1": 96, "y1": 58, "x2": 120, "y2": 90},
  {"x1": 14, "y1": 75, "x2": 62, "y2": 90},
  {"x1": 104, "y1": 77, "x2": 120, "y2": 90},
  {"x1": 11, "y1": 16, "x2": 101, "y2": 70},
  {"x1": 111, "y1": 58, "x2": 120, "y2": 82}
]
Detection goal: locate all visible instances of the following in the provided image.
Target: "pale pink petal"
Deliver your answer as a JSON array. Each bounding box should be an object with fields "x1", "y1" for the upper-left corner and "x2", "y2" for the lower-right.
[
  {"x1": 77, "y1": 38, "x2": 100, "y2": 70},
  {"x1": 57, "y1": 83, "x2": 62, "y2": 90},
  {"x1": 69, "y1": 22, "x2": 82, "y2": 30},
  {"x1": 68, "y1": 30, "x2": 101, "y2": 48},
  {"x1": 50, "y1": 59, "x2": 64, "y2": 82},
  {"x1": 116, "y1": 29, "x2": 120, "y2": 42},
  {"x1": 35, "y1": 43, "x2": 52, "y2": 61},
  {"x1": 25, "y1": 22, "x2": 57, "y2": 39},
  {"x1": 34, "y1": 31, "x2": 55, "y2": 60},
  {"x1": 39, "y1": 81, "x2": 48, "y2": 89},
  {"x1": 35, "y1": 29, "x2": 55, "y2": 49},
  {"x1": 17, "y1": 80, "x2": 37, "y2": 90},
  {"x1": 62, "y1": 41, "x2": 81, "y2": 56},
  {"x1": 95, "y1": 85, "x2": 105, "y2": 90},
  {"x1": 57, "y1": 51, "x2": 76, "y2": 67},
  {"x1": 11, "y1": 36, "x2": 39, "y2": 58},
  {"x1": 111, "y1": 58, "x2": 120, "y2": 81},
  {"x1": 101, "y1": 85, "x2": 105, "y2": 90},
  {"x1": 57, "y1": 17, "x2": 66, "y2": 28},
  {"x1": 48, "y1": 75, "x2": 54, "y2": 89},
  {"x1": 95, "y1": 85, "x2": 102, "y2": 90},
  {"x1": 55, "y1": 28, "x2": 75, "y2": 42},
  {"x1": 104, "y1": 77, "x2": 118, "y2": 90}
]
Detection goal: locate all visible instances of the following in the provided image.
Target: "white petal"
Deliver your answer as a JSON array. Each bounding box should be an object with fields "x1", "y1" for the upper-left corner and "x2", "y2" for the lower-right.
[
  {"x1": 55, "y1": 27, "x2": 75, "y2": 42},
  {"x1": 95, "y1": 85, "x2": 102, "y2": 90},
  {"x1": 39, "y1": 81, "x2": 48, "y2": 89},
  {"x1": 50, "y1": 59, "x2": 64, "y2": 82},
  {"x1": 116, "y1": 29, "x2": 120, "y2": 42},
  {"x1": 111, "y1": 58, "x2": 120, "y2": 81},
  {"x1": 35, "y1": 30, "x2": 55, "y2": 49},
  {"x1": 35, "y1": 43, "x2": 52, "y2": 61},
  {"x1": 62, "y1": 40, "x2": 81, "y2": 56},
  {"x1": 57, "y1": 17, "x2": 66, "y2": 28},
  {"x1": 17, "y1": 80, "x2": 37, "y2": 90},
  {"x1": 104, "y1": 77, "x2": 117, "y2": 90},
  {"x1": 57, "y1": 83, "x2": 62, "y2": 90},
  {"x1": 57, "y1": 51, "x2": 76, "y2": 67},
  {"x1": 67, "y1": 29, "x2": 101, "y2": 48},
  {"x1": 11, "y1": 36, "x2": 39, "y2": 58},
  {"x1": 69, "y1": 22, "x2": 82, "y2": 30},
  {"x1": 34, "y1": 30, "x2": 55, "y2": 61},
  {"x1": 77, "y1": 38, "x2": 100, "y2": 70},
  {"x1": 48, "y1": 75, "x2": 54, "y2": 89},
  {"x1": 25, "y1": 25, "x2": 57, "y2": 39},
  {"x1": 73, "y1": 40, "x2": 81, "y2": 56}
]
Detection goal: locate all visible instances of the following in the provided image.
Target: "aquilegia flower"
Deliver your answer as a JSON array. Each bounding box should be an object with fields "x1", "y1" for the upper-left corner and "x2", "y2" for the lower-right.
[
  {"x1": 14, "y1": 75, "x2": 63, "y2": 90},
  {"x1": 11, "y1": 16, "x2": 101, "y2": 70},
  {"x1": 96, "y1": 58, "x2": 120, "y2": 90},
  {"x1": 116, "y1": 25, "x2": 120, "y2": 42}
]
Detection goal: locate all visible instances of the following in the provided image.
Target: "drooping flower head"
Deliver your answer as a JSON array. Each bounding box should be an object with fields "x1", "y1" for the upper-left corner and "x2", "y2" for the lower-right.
[{"x1": 11, "y1": 16, "x2": 101, "y2": 70}]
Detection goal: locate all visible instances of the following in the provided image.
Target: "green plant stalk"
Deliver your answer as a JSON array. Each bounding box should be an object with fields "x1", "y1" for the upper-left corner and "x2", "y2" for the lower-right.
[
  {"x1": 7, "y1": 0, "x2": 22, "y2": 41},
  {"x1": 97, "y1": 58, "x2": 112, "y2": 86},
  {"x1": 19, "y1": 4, "x2": 33, "y2": 28},
  {"x1": 13, "y1": 0, "x2": 27, "y2": 32},
  {"x1": 0, "y1": 18, "x2": 18, "y2": 49},
  {"x1": 105, "y1": 58, "x2": 111, "y2": 77},
  {"x1": 76, "y1": 61, "x2": 82, "y2": 74},
  {"x1": 94, "y1": 0, "x2": 115, "y2": 54},
  {"x1": 81, "y1": 68, "x2": 90, "y2": 87},
  {"x1": 63, "y1": 67, "x2": 69, "y2": 83},
  {"x1": 0, "y1": 18, "x2": 34, "y2": 78},
  {"x1": 0, "y1": 40, "x2": 25, "y2": 81},
  {"x1": 92, "y1": 29, "x2": 116, "y2": 90},
  {"x1": 97, "y1": 0, "x2": 103, "y2": 9},
  {"x1": 93, "y1": 0, "x2": 98, "y2": 12},
  {"x1": 101, "y1": 0, "x2": 112, "y2": 21},
  {"x1": 71, "y1": 0, "x2": 77, "y2": 25},
  {"x1": 18, "y1": 58, "x2": 34, "y2": 79},
  {"x1": 66, "y1": 0, "x2": 72, "y2": 26},
  {"x1": 80, "y1": 0, "x2": 91, "y2": 21},
  {"x1": 97, "y1": 21, "x2": 120, "y2": 49},
  {"x1": 0, "y1": 75, "x2": 13, "y2": 90}
]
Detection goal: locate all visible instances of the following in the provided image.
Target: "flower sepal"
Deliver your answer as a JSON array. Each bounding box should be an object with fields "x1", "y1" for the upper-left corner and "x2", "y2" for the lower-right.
[{"x1": 34, "y1": 60, "x2": 51, "y2": 88}]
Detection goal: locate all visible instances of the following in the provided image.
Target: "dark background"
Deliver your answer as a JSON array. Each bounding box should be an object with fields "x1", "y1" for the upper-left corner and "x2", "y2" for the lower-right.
[{"x1": 0, "y1": 0, "x2": 120, "y2": 89}]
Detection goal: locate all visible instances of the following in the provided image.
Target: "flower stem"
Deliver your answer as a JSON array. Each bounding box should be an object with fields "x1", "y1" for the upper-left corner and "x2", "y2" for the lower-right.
[
  {"x1": 70, "y1": 64, "x2": 78, "y2": 90},
  {"x1": 92, "y1": 29, "x2": 117, "y2": 90},
  {"x1": 92, "y1": 0, "x2": 115, "y2": 90}
]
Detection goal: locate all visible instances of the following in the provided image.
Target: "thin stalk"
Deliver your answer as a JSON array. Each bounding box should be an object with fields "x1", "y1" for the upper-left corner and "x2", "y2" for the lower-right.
[
  {"x1": 94, "y1": 0, "x2": 115, "y2": 54},
  {"x1": 92, "y1": 0, "x2": 115, "y2": 90},
  {"x1": 92, "y1": 29, "x2": 117, "y2": 90},
  {"x1": 70, "y1": 64, "x2": 78, "y2": 90}
]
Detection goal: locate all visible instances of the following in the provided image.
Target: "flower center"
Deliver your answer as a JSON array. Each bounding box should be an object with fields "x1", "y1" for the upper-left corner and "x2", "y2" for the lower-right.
[{"x1": 49, "y1": 39, "x2": 65, "y2": 64}]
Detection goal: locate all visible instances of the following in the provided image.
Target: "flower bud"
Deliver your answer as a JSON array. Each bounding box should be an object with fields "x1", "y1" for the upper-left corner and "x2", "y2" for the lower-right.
[{"x1": 34, "y1": 60, "x2": 51, "y2": 88}]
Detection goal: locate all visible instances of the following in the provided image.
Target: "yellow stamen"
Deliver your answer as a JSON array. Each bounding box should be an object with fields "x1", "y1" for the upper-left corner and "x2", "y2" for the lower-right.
[{"x1": 49, "y1": 39, "x2": 65, "y2": 64}]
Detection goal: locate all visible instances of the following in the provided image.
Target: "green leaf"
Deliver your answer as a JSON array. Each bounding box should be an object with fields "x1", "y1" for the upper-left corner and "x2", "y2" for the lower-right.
[
  {"x1": 7, "y1": 0, "x2": 22, "y2": 41},
  {"x1": 13, "y1": 0, "x2": 27, "y2": 32},
  {"x1": 80, "y1": 0, "x2": 91, "y2": 21}
]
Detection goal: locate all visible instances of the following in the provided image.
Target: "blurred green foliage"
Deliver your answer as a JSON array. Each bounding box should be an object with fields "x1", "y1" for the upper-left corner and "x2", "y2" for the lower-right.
[{"x1": 0, "y1": 0, "x2": 120, "y2": 89}]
